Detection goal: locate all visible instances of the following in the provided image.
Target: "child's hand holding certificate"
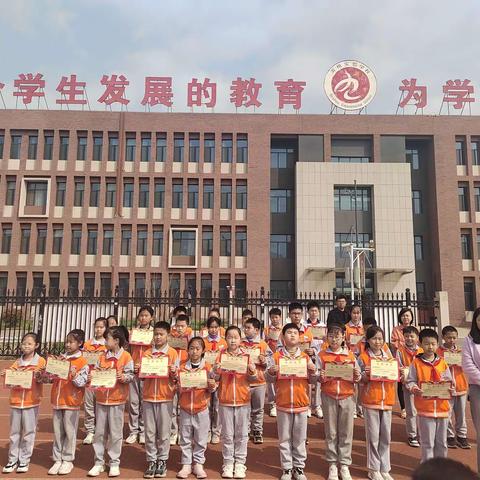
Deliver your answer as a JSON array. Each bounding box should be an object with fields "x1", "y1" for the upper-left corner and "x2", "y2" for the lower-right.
[
  {"x1": 420, "y1": 381, "x2": 452, "y2": 399},
  {"x1": 179, "y1": 370, "x2": 208, "y2": 390},
  {"x1": 4, "y1": 369, "x2": 33, "y2": 389},
  {"x1": 324, "y1": 362, "x2": 354, "y2": 382},
  {"x1": 46, "y1": 357, "x2": 70, "y2": 380},
  {"x1": 130, "y1": 329, "x2": 153, "y2": 346},
  {"x1": 219, "y1": 353, "x2": 248, "y2": 374},
  {"x1": 370, "y1": 358, "x2": 399, "y2": 382},
  {"x1": 90, "y1": 369, "x2": 117, "y2": 389}
]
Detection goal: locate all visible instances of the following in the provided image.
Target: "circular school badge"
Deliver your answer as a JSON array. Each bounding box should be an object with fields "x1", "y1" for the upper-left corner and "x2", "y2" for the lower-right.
[{"x1": 324, "y1": 60, "x2": 376, "y2": 110}]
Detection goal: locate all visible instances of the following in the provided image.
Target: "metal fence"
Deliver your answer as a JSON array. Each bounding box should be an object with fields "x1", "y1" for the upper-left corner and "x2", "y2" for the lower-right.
[{"x1": 0, "y1": 286, "x2": 438, "y2": 356}]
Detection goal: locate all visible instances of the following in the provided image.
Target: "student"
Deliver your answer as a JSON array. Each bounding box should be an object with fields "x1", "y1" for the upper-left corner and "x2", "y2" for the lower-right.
[
  {"x1": 241, "y1": 309, "x2": 254, "y2": 325},
  {"x1": 242, "y1": 317, "x2": 269, "y2": 444},
  {"x1": 46, "y1": 329, "x2": 89, "y2": 475},
  {"x1": 437, "y1": 325, "x2": 470, "y2": 449},
  {"x1": 82, "y1": 317, "x2": 108, "y2": 445},
  {"x1": 141, "y1": 321, "x2": 178, "y2": 479},
  {"x1": 211, "y1": 326, "x2": 257, "y2": 479},
  {"x1": 2, "y1": 333, "x2": 46, "y2": 474},
  {"x1": 406, "y1": 328, "x2": 453, "y2": 463},
  {"x1": 171, "y1": 305, "x2": 188, "y2": 323},
  {"x1": 127, "y1": 305, "x2": 155, "y2": 445},
  {"x1": 201, "y1": 308, "x2": 226, "y2": 339},
  {"x1": 396, "y1": 325, "x2": 422, "y2": 448},
  {"x1": 176, "y1": 337, "x2": 217, "y2": 479},
  {"x1": 318, "y1": 322, "x2": 361, "y2": 480},
  {"x1": 87, "y1": 327, "x2": 134, "y2": 477},
  {"x1": 107, "y1": 315, "x2": 118, "y2": 328},
  {"x1": 358, "y1": 326, "x2": 396, "y2": 480},
  {"x1": 264, "y1": 307, "x2": 283, "y2": 417},
  {"x1": 327, "y1": 295, "x2": 350, "y2": 327},
  {"x1": 345, "y1": 305, "x2": 364, "y2": 351}
]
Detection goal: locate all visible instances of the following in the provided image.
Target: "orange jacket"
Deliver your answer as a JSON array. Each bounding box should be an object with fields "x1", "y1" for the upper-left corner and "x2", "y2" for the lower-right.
[
  {"x1": 241, "y1": 337, "x2": 268, "y2": 386},
  {"x1": 359, "y1": 349, "x2": 396, "y2": 410},
  {"x1": 142, "y1": 345, "x2": 178, "y2": 403},
  {"x1": 345, "y1": 322, "x2": 364, "y2": 350},
  {"x1": 129, "y1": 326, "x2": 154, "y2": 365},
  {"x1": 83, "y1": 338, "x2": 107, "y2": 352},
  {"x1": 51, "y1": 352, "x2": 89, "y2": 409},
  {"x1": 318, "y1": 348, "x2": 357, "y2": 400},
  {"x1": 437, "y1": 346, "x2": 468, "y2": 396},
  {"x1": 390, "y1": 325, "x2": 406, "y2": 353},
  {"x1": 95, "y1": 348, "x2": 134, "y2": 406},
  {"x1": 264, "y1": 325, "x2": 282, "y2": 353},
  {"x1": 178, "y1": 360, "x2": 212, "y2": 414},
  {"x1": 204, "y1": 336, "x2": 227, "y2": 353},
  {"x1": 9, "y1": 354, "x2": 46, "y2": 409},
  {"x1": 169, "y1": 328, "x2": 192, "y2": 364}
]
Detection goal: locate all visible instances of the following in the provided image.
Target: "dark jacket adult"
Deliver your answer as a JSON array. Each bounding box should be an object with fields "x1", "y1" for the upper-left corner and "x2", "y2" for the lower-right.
[{"x1": 327, "y1": 307, "x2": 350, "y2": 326}]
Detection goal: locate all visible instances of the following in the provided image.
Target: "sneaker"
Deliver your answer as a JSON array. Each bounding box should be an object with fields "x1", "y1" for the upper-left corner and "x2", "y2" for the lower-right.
[
  {"x1": 407, "y1": 436, "x2": 420, "y2": 448},
  {"x1": 253, "y1": 431, "x2": 263, "y2": 444},
  {"x1": 139, "y1": 433, "x2": 145, "y2": 445},
  {"x1": 339, "y1": 465, "x2": 352, "y2": 480},
  {"x1": 353, "y1": 411, "x2": 358, "y2": 419},
  {"x1": 109, "y1": 465, "x2": 120, "y2": 477},
  {"x1": 2, "y1": 462, "x2": 17, "y2": 474},
  {"x1": 177, "y1": 465, "x2": 192, "y2": 479},
  {"x1": 306, "y1": 408, "x2": 312, "y2": 418},
  {"x1": 16, "y1": 464, "x2": 29, "y2": 474},
  {"x1": 125, "y1": 433, "x2": 138, "y2": 444},
  {"x1": 356, "y1": 408, "x2": 364, "y2": 418},
  {"x1": 58, "y1": 462, "x2": 74, "y2": 475},
  {"x1": 457, "y1": 437, "x2": 472, "y2": 449},
  {"x1": 87, "y1": 465, "x2": 105, "y2": 477},
  {"x1": 222, "y1": 464, "x2": 234, "y2": 479},
  {"x1": 193, "y1": 464, "x2": 207, "y2": 479},
  {"x1": 280, "y1": 470, "x2": 292, "y2": 480},
  {"x1": 270, "y1": 404, "x2": 277, "y2": 417},
  {"x1": 367, "y1": 472, "x2": 383, "y2": 480},
  {"x1": 144, "y1": 462, "x2": 157, "y2": 479},
  {"x1": 447, "y1": 437, "x2": 458, "y2": 449},
  {"x1": 381, "y1": 473, "x2": 394, "y2": 480},
  {"x1": 207, "y1": 431, "x2": 212, "y2": 443},
  {"x1": 314, "y1": 407, "x2": 323, "y2": 419},
  {"x1": 170, "y1": 433, "x2": 178, "y2": 446},
  {"x1": 48, "y1": 461, "x2": 63, "y2": 475},
  {"x1": 155, "y1": 460, "x2": 167, "y2": 478},
  {"x1": 400, "y1": 409, "x2": 406, "y2": 419},
  {"x1": 327, "y1": 464, "x2": 339, "y2": 480},
  {"x1": 211, "y1": 433, "x2": 220, "y2": 444},
  {"x1": 233, "y1": 464, "x2": 247, "y2": 479},
  {"x1": 83, "y1": 432, "x2": 95, "y2": 445},
  {"x1": 293, "y1": 468, "x2": 307, "y2": 480}
]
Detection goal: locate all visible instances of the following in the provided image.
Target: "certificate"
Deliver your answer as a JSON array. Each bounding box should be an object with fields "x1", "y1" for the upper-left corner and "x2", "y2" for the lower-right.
[
  {"x1": 349, "y1": 334, "x2": 364, "y2": 346},
  {"x1": 220, "y1": 353, "x2": 249, "y2": 374},
  {"x1": 201, "y1": 329, "x2": 209, "y2": 338},
  {"x1": 324, "y1": 362, "x2": 354, "y2": 382},
  {"x1": 401, "y1": 367, "x2": 410, "y2": 379},
  {"x1": 266, "y1": 330, "x2": 281, "y2": 341},
  {"x1": 279, "y1": 357, "x2": 308, "y2": 378},
  {"x1": 310, "y1": 326, "x2": 326, "y2": 339},
  {"x1": 370, "y1": 358, "x2": 399, "y2": 382},
  {"x1": 243, "y1": 347, "x2": 261, "y2": 365},
  {"x1": 204, "y1": 351, "x2": 219, "y2": 365},
  {"x1": 299, "y1": 342, "x2": 311, "y2": 352},
  {"x1": 444, "y1": 351, "x2": 462, "y2": 367},
  {"x1": 421, "y1": 381, "x2": 452, "y2": 400},
  {"x1": 46, "y1": 357, "x2": 70, "y2": 380},
  {"x1": 4, "y1": 369, "x2": 33, "y2": 389},
  {"x1": 168, "y1": 335, "x2": 188, "y2": 350},
  {"x1": 179, "y1": 370, "x2": 208, "y2": 390},
  {"x1": 83, "y1": 351, "x2": 102, "y2": 366},
  {"x1": 130, "y1": 329, "x2": 153, "y2": 346},
  {"x1": 90, "y1": 369, "x2": 117, "y2": 389},
  {"x1": 139, "y1": 356, "x2": 169, "y2": 378}
]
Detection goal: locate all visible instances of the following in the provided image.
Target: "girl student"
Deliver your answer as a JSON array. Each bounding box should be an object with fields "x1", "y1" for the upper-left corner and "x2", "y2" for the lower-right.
[{"x1": 2, "y1": 332, "x2": 46, "y2": 474}]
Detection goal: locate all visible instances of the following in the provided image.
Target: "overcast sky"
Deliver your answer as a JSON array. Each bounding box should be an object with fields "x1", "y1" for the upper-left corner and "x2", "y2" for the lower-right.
[{"x1": 2, "y1": 0, "x2": 479, "y2": 115}]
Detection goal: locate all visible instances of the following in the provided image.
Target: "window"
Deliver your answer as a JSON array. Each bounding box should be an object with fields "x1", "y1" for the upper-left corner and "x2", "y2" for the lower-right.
[
  {"x1": 200, "y1": 274, "x2": 212, "y2": 298},
  {"x1": 271, "y1": 147, "x2": 293, "y2": 169},
  {"x1": 334, "y1": 187, "x2": 371, "y2": 212},
  {"x1": 52, "y1": 227, "x2": 63, "y2": 254},
  {"x1": 185, "y1": 274, "x2": 196, "y2": 297},
  {"x1": 220, "y1": 227, "x2": 231, "y2": 256},
  {"x1": 406, "y1": 148, "x2": 420, "y2": 170},
  {"x1": 236, "y1": 181, "x2": 247, "y2": 209},
  {"x1": 125, "y1": 137, "x2": 136, "y2": 162},
  {"x1": 412, "y1": 190, "x2": 422, "y2": 215},
  {"x1": 169, "y1": 273, "x2": 180, "y2": 297},
  {"x1": 141, "y1": 136, "x2": 151, "y2": 162},
  {"x1": 139, "y1": 180, "x2": 149, "y2": 208},
  {"x1": 475, "y1": 186, "x2": 480, "y2": 212},
  {"x1": 74, "y1": 178, "x2": 85, "y2": 207},
  {"x1": 203, "y1": 180, "x2": 214, "y2": 209},
  {"x1": 187, "y1": 180, "x2": 199, "y2": 208},
  {"x1": 20, "y1": 225, "x2": 31, "y2": 254},
  {"x1": 28, "y1": 135, "x2": 38, "y2": 159},
  {"x1": 123, "y1": 179, "x2": 134, "y2": 207},
  {"x1": 25, "y1": 181, "x2": 47, "y2": 208},
  {"x1": 189, "y1": 135, "x2": 200, "y2": 162},
  {"x1": 77, "y1": 136, "x2": 87, "y2": 160},
  {"x1": 137, "y1": 227, "x2": 148, "y2": 256},
  {"x1": 89, "y1": 178, "x2": 100, "y2": 207},
  {"x1": 44, "y1": 134, "x2": 53, "y2": 160},
  {"x1": 221, "y1": 181, "x2": 232, "y2": 209},
  {"x1": 49, "y1": 273, "x2": 60, "y2": 297},
  {"x1": 103, "y1": 226, "x2": 114, "y2": 255},
  {"x1": 152, "y1": 226, "x2": 163, "y2": 256},
  {"x1": 87, "y1": 227, "x2": 97, "y2": 255},
  {"x1": 464, "y1": 278, "x2": 476, "y2": 311},
  {"x1": 55, "y1": 178, "x2": 66, "y2": 206},
  {"x1": 235, "y1": 227, "x2": 247, "y2": 256},
  {"x1": 416, "y1": 282, "x2": 426, "y2": 300},
  {"x1": 235, "y1": 275, "x2": 247, "y2": 298},
  {"x1": 0, "y1": 272, "x2": 7, "y2": 296},
  {"x1": 84, "y1": 273, "x2": 95, "y2": 297},
  {"x1": 71, "y1": 226, "x2": 82, "y2": 255},
  {"x1": 172, "y1": 179, "x2": 183, "y2": 208},
  {"x1": 100, "y1": 273, "x2": 112, "y2": 296},
  {"x1": 473, "y1": 141, "x2": 480, "y2": 166},
  {"x1": 222, "y1": 135, "x2": 233, "y2": 163},
  {"x1": 270, "y1": 234, "x2": 293, "y2": 259},
  {"x1": 204, "y1": 134, "x2": 215, "y2": 163},
  {"x1": 414, "y1": 235, "x2": 424, "y2": 260},
  {"x1": 105, "y1": 180, "x2": 116, "y2": 208},
  {"x1": 16, "y1": 273, "x2": 27, "y2": 296},
  {"x1": 154, "y1": 179, "x2": 165, "y2": 208},
  {"x1": 1, "y1": 225, "x2": 12, "y2": 254},
  {"x1": 10, "y1": 135, "x2": 21, "y2": 159},
  {"x1": 121, "y1": 227, "x2": 132, "y2": 255},
  {"x1": 237, "y1": 135, "x2": 248, "y2": 163},
  {"x1": 202, "y1": 226, "x2": 213, "y2": 256},
  {"x1": 135, "y1": 274, "x2": 146, "y2": 297},
  {"x1": 270, "y1": 189, "x2": 292, "y2": 213},
  {"x1": 170, "y1": 229, "x2": 197, "y2": 267},
  {"x1": 118, "y1": 274, "x2": 130, "y2": 297},
  {"x1": 59, "y1": 135, "x2": 69, "y2": 160},
  {"x1": 331, "y1": 156, "x2": 370, "y2": 163},
  {"x1": 0, "y1": 134, "x2": 4, "y2": 159},
  {"x1": 156, "y1": 135, "x2": 166, "y2": 162},
  {"x1": 174, "y1": 135, "x2": 184, "y2": 162},
  {"x1": 458, "y1": 185, "x2": 469, "y2": 212},
  {"x1": 151, "y1": 274, "x2": 161, "y2": 296},
  {"x1": 36, "y1": 225, "x2": 47, "y2": 254},
  {"x1": 108, "y1": 135, "x2": 118, "y2": 161},
  {"x1": 219, "y1": 274, "x2": 231, "y2": 301},
  {"x1": 93, "y1": 134, "x2": 103, "y2": 161},
  {"x1": 456, "y1": 140, "x2": 466, "y2": 166},
  {"x1": 461, "y1": 233, "x2": 473, "y2": 259},
  {"x1": 68, "y1": 273, "x2": 79, "y2": 297},
  {"x1": 6, "y1": 178, "x2": 16, "y2": 206},
  {"x1": 335, "y1": 233, "x2": 372, "y2": 263}
]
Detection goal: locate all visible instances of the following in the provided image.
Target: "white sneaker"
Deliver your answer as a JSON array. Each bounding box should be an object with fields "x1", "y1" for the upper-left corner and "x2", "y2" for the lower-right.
[
  {"x1": 381, "y1": 473, "x2": 394, "y2": 480},
  {"x1": 327, "y1": 464, "x2": 339, "y2": 480},
  {"x1": 87, "y1": 465, "x2": 105, "y2": 477},
  {"x1": 16, "y1": 464, "x2": 29, "y2": 473},
  {"x1": 353, "y1": 411, "x2": 358, "y2": 419},
  {"x1": 270, "y1": 404, "x2": 277, "y2": 417},
  {"x1": 207, "y1": 431, "x2": 212, "y2": 443},
  {"x1": 233, "y1": 463, "x2": 247, "y2": 479},
  {"x1": 314, "y1": 406, "x2": 323, "y2": 419},
  {"x1": 177, "y1": 465, "x2": 192, "y2": 479},
  {"x1": 368, "y1": 472, "x2": 384, "y2": 480},
  {"x1": 211, "y1": 433, "x2": 220, "y2": 444},
  {"x1": 58, "y1": 462, "x2": 74, "y2": 475},
  {"x1": 83, "y1": 432, "x2": 95, "y2": 445},
  {"x1": 109, "y1": 465, "x2": 120, "y2": 477},
  {"x1": 170, "y1": 433, "x2": 178, "y2": 445},
  {"x1": 125, "y1": 433, "x2": 138, "y2": 444},
  {"x1": 139, "y1": 433, "x2": 145, "y2": 445},
  {"x1": 48, "y1": 461, "x2": 63, "y2": 475},
  {"x1": 2, "y1": 462, "x2": 17, "y2": 474},
  {"x1": 193, "y1": 464, "x2": 207, "y2": 479},
  {"x1": 339, "y1": 465, "x2": 352, "y2": 480},
  {"x1": 222, "y1": 464, "x2": 234, "y2": 479},
  {"x1": 306, "y1": 407, "x2": 312, "y2": 418}
]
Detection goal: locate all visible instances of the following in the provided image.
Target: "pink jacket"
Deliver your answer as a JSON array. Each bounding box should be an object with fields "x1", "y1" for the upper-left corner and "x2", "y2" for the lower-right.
[{"x1": 462, "y1": 335, "x2": 480, "y2": 386}]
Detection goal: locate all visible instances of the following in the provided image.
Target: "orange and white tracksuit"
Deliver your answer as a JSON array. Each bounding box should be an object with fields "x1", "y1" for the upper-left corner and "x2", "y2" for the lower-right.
[
  {"x1": 201, "y1": 326, "x2": 226, "y2": 339},
  {"x1": 50, "y1": 351, "x2": 89, "y2": 463},
  {"x1": 345, "y1": 322, "x2": 364, "y2": 351},
  {"x1": 92, "y1": 348, "x2": 134, "y2": 468},
  {"x1": 264, "y1": 324, "x2": 282, "y2": 405},
  {"x1": 7, "y1": 353, "x2": 46, "y2": 466}
]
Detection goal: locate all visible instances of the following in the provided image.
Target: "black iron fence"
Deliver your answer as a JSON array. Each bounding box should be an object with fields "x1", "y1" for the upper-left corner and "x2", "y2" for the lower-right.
[{"x1": 0, "y1": 286, "x2": 438, "y2": 356}]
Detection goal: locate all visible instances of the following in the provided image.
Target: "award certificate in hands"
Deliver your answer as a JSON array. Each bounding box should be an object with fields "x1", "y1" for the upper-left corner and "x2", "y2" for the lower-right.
[
  {"x1": 46, "y1": 357, "x2": 70, "y2": 380},
  {"x1": 219, "y1": 353, "x2": 249, "y2": 374},
  {"x1": 130, "y1": 329, "x2": 153, "y2": 346},
  {"x1": 324, "y1": 362, "x2": 354, "y2": 382},
  {"x1": 4, "y1": 369, "x2": 33, "y2": 389},
  {"x1": 444, "y1": 351, "x2": 462, "y2": 367},
  {"x1": 278, "y1": 357, "x2": 308, "y2": 379},
  {"x1": 90, "y1": 369, "x2": 117, "y2": 389},
  {"x1": 179, "y1": 370, "x2": 208, "y2": 390},
  {"x1": 421, "y1": 381, "x2": 452, "y2": 400},
  {"x1": 139, "y1": 356, "x2": 169, "y2": 379},
  {"x1": 370, "y1": 358, "x2": 399, "y2": 382}
]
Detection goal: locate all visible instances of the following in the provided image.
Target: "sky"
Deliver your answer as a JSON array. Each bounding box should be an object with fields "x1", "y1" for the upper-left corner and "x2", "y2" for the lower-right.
[{"x1": 1, "y1": 0, "x2": 480, "y2": 115}]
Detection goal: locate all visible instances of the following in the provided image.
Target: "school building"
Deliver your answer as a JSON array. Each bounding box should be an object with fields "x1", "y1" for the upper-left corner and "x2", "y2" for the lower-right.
[{"x1": 0, "y1": 110, "x2": 478, "y2": 326}]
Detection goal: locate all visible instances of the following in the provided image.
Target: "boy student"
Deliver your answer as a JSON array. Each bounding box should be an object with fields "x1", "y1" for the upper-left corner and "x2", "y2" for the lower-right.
[
  {"x1": 242, "y1": 317, "x2": 269, "y2": 443},
  {"x1": 241, "y1": 309, "x2": 254, "y2": 325},
  {"x1": 396, "y1": 325, "x2": 422, "y2": 448},
  {"x1": 141, "y1": 321, "x2": 178, "y2": 479},
  {"x1": 437, "y1": 326, "x2": 471, "y2": 449},
  {"x1": 267, "y1": 323, "x2": 316, "y2": 480},
  {"x1": 406, "y1": 328, "x2": 454, "y2": 463},
  {"x1": 265, "y1": 307, "x2": 283, "y2": 417}
]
